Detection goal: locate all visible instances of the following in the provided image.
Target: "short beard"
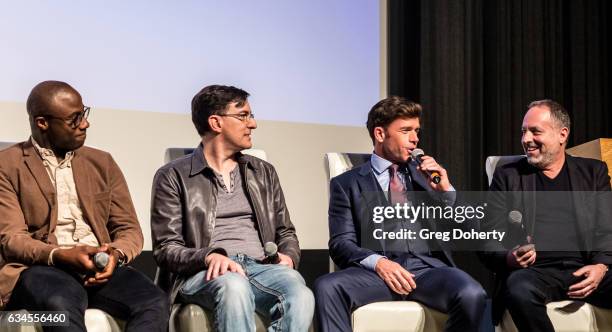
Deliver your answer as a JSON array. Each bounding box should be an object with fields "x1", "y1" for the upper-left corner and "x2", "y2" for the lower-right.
[{"x1": 526, "y1": 150, "x2": 555, "y2": 169}]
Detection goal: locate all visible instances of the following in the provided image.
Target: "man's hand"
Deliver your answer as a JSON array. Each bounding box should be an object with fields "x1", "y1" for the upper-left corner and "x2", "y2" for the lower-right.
[
  {"x1": 416, "y1": 156, "x2": 451, "y2": 192},
  {"x1": 84, "y1": 244, "x2": 119, "y2": 287},
  {"x1": 506, "y1": 245, "x2": 536, "y2": 269},
  {"x1": 277, "y1": 252, "x2": 294, "y2": 269},
  {"x1": 568, "y1": 264, "x2": 608, "y2": 299},
  {"x1": 53, "y1": 245, "x2": 102, "y2": 273},
  {"x1": 374, "y1": 258, "x2": 416, "y2": 295},
  {"x1": 205, "y1": 253, "x2": 246, "y2": 281}
]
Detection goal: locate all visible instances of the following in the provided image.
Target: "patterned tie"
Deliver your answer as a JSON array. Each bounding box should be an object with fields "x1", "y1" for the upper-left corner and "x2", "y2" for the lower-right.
[
  {"x1": 389, "y1": 164, "x2": 407, "y2": 205},
  {"x1": 389, "y1": 164, "x2": 431, "y2": 255}
]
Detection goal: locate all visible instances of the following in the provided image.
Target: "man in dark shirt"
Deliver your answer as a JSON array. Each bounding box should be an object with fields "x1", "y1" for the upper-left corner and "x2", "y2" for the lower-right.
[{"x1": 483, "y1": 99, "x2": 612, "y2": 331}]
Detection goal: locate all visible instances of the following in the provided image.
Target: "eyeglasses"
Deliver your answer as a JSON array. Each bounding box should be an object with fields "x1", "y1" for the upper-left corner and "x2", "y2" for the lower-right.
[
  {"x1": 43, "y1": 106, "x2": 91, "y2": 129},
  {"x1": 219, "y1": 112, "x2": 255, "y2": 122}
]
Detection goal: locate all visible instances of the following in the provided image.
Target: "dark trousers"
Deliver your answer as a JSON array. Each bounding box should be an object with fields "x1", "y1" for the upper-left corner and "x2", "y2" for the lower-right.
[
  {"x1": 505, "y1": 263, "x2": 612, "y2": 332},
  {"x1": 314, "y1": 265, "x2": 486, "y2": 332},
  {"x1": 7, "y1": 265, "x2": 170, "y2": 332}
]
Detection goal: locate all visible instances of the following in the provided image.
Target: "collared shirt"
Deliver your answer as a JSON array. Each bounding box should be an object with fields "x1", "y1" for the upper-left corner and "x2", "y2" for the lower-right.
[
  {"x1": 31, "y1": 137, "x2": 99, "y2": 251},
  {"x1": 370, "y1": 152, "x2": 410, "y2": 199}
]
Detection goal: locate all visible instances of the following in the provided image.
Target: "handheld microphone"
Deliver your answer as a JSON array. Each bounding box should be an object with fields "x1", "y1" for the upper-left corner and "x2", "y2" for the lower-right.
[
  {"x1": 508, "y1": 210, "x2": 534, "y2": 255},
  {"x1": 411, "y1": 149, "x2": 441, "y2": 184},
  {"x1": 263, "y1": 242, "x2": 280, "y2": 264},
  {"x1": 93, "y1": 252, "x2": 110, "y2": 271},
  {"x1": 508, "y1": 210, "x2": 523, "y2": 227}
]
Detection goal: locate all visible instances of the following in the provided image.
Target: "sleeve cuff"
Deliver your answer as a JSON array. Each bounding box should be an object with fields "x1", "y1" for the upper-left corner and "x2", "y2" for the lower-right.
[
  {"x1": 360, "y1": 254, "x2": 386, "y2": 271},
  {"x1": 48, "y1": 248, "x2": 60, "y2": 266}
]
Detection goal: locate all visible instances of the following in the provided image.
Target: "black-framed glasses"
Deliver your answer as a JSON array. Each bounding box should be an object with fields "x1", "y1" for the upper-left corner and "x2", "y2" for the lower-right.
[
  {"x1": 219, "y1": 112, "x2": 255, "y2": 122},
  {"x1": 43, "y1": 106, "x2": 91, "y2": 129}
]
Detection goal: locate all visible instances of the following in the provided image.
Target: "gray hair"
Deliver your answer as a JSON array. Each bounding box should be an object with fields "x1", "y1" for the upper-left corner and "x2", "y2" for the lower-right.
[{"x1": 527, "y1": 99, "x2": 571, "y2": 130}]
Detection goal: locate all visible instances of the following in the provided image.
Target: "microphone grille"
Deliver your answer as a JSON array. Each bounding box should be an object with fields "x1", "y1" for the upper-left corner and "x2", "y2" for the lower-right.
[
  {"x1": 411, "y1": 148, "x2": 425, "y2": 160},
  {"x1": 508, "y1": 210, "x2": 522, "y2": 225},
  {"x1": 94, "y1": 252, "x2": 110, "y2": 270},
  {"x1": 263, "y1": 242, "x2": 278, "y2": 256}
]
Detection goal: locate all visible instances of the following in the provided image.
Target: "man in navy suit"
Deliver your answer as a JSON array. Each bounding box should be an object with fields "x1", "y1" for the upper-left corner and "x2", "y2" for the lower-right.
[
  {"x1": 314, "y1": 96, "x2": 486, "y2": 332},
  {"x1": 482, "y1": 99, "x2": 612, "y2": 331}
]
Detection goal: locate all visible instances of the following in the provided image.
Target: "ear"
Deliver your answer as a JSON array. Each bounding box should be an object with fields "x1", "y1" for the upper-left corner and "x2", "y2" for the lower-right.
[
  {"x1": 34, "y1": 116, "x2": 49, "y2": 131},
  {"x1": 559, "y1": 127, "x2": 569, "y2": 145},
  {"x1": 373, "y1": 127, "x2": 386, "y2": 143},
  {"x1": 208, "y1": 115, "x2": 223, "y2": 133}
]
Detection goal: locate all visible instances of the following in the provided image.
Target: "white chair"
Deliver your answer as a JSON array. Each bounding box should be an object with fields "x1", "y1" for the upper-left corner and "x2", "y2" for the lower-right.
[
  {"x1": 163, "y1": 147, "x2": 275, "y2": 332},
  {"x1": 324, "y1": 152, "x2": 447, "y2": 332},
  {"x1": 0, "y1": 142, "x2": 124, "y2": 332},
  {"x1": 486, "y1": 155, "x2": 612, "y2": 332}
]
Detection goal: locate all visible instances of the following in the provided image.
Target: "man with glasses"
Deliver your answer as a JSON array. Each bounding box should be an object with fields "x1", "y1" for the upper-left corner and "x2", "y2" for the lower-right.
[
  {"x1": 0, "y1": 81, "x2": 169, "y2": 331},
  {"x1": 151, "y1": 84, "x2": 314, "y2": 331}
]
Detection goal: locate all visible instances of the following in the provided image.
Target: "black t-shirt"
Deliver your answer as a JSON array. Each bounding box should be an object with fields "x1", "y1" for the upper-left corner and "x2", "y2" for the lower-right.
[{"x1": 533, "y1": 161, "x2": 584, "y2": 265}]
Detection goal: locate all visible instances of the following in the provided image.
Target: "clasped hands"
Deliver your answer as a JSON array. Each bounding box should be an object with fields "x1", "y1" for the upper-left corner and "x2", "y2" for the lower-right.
[{"x1": 53, "y1": 243, "x2": 121, "y2": 286}]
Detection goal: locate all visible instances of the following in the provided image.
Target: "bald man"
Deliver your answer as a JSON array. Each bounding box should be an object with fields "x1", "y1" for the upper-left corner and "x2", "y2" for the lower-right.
[{"x1": 0, "y1": 81, "x2": 169, "y2": 331}]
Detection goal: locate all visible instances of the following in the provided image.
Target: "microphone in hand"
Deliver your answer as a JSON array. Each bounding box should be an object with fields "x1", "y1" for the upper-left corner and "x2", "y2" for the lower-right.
[
  {"x1": 93, "y1": 252, "x2": 110, "y2": 271},
  {"x1": 263, "y1": 242, "x2": 280, "y2": 264},
  {"x1": 411, "y1": 149, "x2": 441, "y2": 184}
]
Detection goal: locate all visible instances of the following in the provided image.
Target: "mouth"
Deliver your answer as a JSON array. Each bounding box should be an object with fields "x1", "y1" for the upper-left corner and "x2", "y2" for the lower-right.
[{"x1": 524, "y1": 145, "x2": 539, "y2": 155}]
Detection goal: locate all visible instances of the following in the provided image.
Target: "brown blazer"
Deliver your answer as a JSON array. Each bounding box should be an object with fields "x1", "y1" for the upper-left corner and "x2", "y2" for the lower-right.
[{"x1": 0, "y1": 140, "x2": 143, "y2": 308}]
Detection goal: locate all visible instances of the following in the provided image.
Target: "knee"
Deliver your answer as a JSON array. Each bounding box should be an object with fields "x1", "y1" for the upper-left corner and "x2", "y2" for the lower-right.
[
  {"x1": 284, "y1": 284, "x2": 315, "y2": 314},
  {"x1": 145, "y1": 288, "x2": 171, "y2": 317},
  {"x1": 456, "y1": 283, "x2": 487, "y2": 310},
  {"x1": 313, "y1": 273, "x2": 342, "y2": 300},
  {"x1": 45, "y1": 291, "x2": 87, "y2": 312},
  {"x1": 505, "y1": 271, "x2": 538, "y2": 305},
  {"x1": 214, "y1": 273, "x2": 254, "y2": 307}
]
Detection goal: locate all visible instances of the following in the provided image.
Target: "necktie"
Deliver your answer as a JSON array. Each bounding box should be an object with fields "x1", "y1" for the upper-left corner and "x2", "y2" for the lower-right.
[
  {"x1": 388, "y1": 164, "x2": 431, "y2": 255},
  {"x1": 389, "y1": 164, "x2": 407, "y2": 205}
]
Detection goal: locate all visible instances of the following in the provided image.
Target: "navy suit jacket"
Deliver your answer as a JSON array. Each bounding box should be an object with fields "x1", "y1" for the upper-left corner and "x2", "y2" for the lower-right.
[{"x1": 328, "y1": 159, "x2": 456, "y2": 270}]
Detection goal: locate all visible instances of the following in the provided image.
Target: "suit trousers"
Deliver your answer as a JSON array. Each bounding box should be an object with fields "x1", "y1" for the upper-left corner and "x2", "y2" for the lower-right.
[
  {"x1": 314, "y1": 262, "x2": 486, "y2": 332},
  {"x1": 505, "y1": 261, "x2": 612, "y2": 332},
  {"x1": 6, "y1": 265, "x2": 170, "y2": 332}
]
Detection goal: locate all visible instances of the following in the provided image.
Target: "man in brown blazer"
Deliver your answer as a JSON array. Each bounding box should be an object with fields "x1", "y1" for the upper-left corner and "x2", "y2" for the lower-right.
[{"x1": 0, "y1": 81, "x2": 169, "y2": 331}]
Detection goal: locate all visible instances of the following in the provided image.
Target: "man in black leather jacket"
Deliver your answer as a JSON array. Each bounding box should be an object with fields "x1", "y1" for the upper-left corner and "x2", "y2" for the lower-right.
[{"x1": 150, "y1": 85, "x2": 314, "y2": 332}]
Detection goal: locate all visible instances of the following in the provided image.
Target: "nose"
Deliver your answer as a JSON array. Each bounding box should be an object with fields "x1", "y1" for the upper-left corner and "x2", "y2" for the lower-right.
[
  {"x1": 79, "y1": 118, "x2": 90, "y2": 130},
  {"x1": 522, "y1": 131, "x2": 532, "y2": 145},
  {"x1": 410, "y1": 131, "x2": 419, "y2": 144},
  {"x1": 248, "y1": 118, "x2": 257, "y2": 129}
]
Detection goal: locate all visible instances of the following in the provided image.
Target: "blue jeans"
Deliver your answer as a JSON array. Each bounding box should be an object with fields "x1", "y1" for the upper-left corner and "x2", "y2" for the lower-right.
[{"x1": 179, "y1": 254, "x2": 314, "y2": 332}]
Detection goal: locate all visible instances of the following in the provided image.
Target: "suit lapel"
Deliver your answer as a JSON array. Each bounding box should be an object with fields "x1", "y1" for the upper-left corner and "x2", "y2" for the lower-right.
[
  {"x1": 356, "y1": 161, "x2": 386, "y2": 206},
  {"x1": 408, "y1": 161, "x2": 430, "y2": 192},
  {"x1": 356, "y1": 161, "x2": 388, "y2": 251},
  {"x1": 23, "y1": 148, "x2": 56, "y2": 207},
  {"x1": 566, "y1": 155, "x2": 591, "y2": 248},
  {"x1": 519, "y1": 161, "x2": 537, "y2": 239}
]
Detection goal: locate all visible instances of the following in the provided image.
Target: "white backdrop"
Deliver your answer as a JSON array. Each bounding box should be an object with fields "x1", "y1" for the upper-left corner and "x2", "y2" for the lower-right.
[{"x1": 0, "y1": 0, "x2": 380, "y2": 126}]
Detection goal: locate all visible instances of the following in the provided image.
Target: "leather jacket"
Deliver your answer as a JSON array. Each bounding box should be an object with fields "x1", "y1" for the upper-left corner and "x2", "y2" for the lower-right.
[{"x1": 150, "y1": 144, "x2": 300, "y2": 303}]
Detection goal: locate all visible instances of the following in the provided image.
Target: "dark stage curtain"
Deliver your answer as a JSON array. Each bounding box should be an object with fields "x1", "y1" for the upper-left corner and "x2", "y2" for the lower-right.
[
  {"x1": 388, "y1": 0, "x2": 611, "y2": 191},
  {"x1": 388, "y1": 0, "x2": 611, "y2": 294}
]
